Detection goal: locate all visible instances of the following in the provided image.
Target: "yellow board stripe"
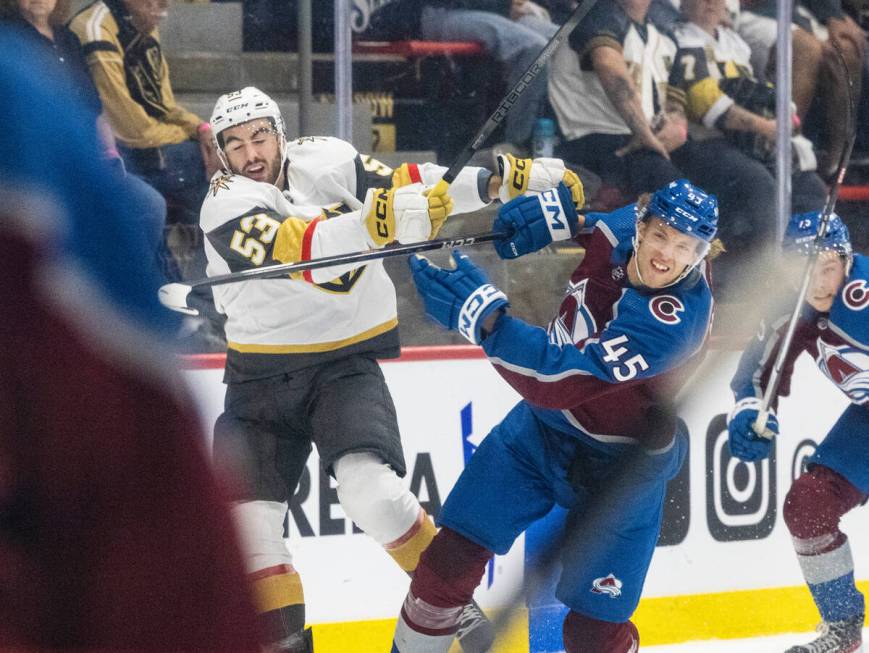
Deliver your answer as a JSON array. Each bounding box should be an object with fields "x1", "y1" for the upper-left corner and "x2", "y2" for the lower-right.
[
  {"x1": 307, "y1": 581, "x2": 869, "y2": 651},
  {"x1": 635, "y1": 580, "x2": 869, "y2": 645},
  {"x1": 228, "y1": 318, "x2": 398, "y2": 354},
  {"x1": 311, "y1": 608, "x2": 529, "y2": 653}
]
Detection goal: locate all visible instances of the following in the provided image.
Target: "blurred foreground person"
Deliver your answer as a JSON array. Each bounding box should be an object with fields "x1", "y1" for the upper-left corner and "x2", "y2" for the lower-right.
[{"x1": 0, "y1": 28, "x2": 260, "y2": 651}]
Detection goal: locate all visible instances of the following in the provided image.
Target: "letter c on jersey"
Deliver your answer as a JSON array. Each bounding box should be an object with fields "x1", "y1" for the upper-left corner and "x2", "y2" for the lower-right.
[
  {"x1": 843, "y1": 280, "x2": 869, "y2": 311},
  {"x1": 649, "y1": 295, "x2": 685, "y2": 325}
]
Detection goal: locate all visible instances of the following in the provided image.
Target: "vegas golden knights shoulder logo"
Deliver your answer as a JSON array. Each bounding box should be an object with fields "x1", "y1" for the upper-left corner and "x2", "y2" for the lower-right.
[
  {"x1": 315, "y1": 267, "x2": 365, "y2": 294},
  {"x1": 210, "y1": 174, "x2": 233, "y2": 197}
]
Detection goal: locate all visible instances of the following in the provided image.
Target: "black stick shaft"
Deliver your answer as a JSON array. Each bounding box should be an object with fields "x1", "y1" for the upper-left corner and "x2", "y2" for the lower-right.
[
  {"x1": 757, "y1": 45, "x2": 857, "y2": 425},
  {"x1": 437, "y1": 0, "x2": 599, "y2": 187},
  {"x1": 187, "y1": 230, "x2": 510, "y2": 290}
]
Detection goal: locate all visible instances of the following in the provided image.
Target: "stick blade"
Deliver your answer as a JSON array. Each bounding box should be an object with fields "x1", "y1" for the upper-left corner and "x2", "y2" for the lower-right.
[{"x1": 158, "y1": 282, "x2": 198, "y2": 316}]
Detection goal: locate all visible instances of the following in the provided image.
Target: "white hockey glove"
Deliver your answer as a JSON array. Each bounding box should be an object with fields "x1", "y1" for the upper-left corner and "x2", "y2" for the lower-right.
[
  {"x1": 496, "y1": 154, "x2": 585, "y2": 209},
  {"x1": 361, "y1": 183, "x2": 453, "y2": 247}
]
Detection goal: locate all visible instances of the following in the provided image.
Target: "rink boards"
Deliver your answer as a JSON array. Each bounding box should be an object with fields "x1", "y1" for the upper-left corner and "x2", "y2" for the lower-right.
[{"x1": 181, "y1": 346, "x2": 868, "y2": 652}]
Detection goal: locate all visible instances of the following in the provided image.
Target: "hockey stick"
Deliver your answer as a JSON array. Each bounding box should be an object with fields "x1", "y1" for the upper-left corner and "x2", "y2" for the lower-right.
[
  {"x1": 753, "y1": 45, "x2": 858, "y2": 435},
  {"x1": 429, "y1": 0, "x2": 599, "y2": 198},
  {"x1": 158, "y1": 229, "x2": 509, "y2": 315},
  {"x1": 159, "y1": 0, "x2": 597, "y2": 315}
]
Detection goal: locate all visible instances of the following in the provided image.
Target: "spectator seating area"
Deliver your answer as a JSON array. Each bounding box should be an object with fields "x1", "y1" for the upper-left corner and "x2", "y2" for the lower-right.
[{"x1": 45, "y1": 0, "x2": 869, "y2": 348}]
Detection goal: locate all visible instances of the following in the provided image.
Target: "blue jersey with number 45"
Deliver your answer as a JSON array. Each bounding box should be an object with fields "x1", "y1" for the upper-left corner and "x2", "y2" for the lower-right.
[{"x1": 481, "y1": 203, "x2": 714, "y2": 450}]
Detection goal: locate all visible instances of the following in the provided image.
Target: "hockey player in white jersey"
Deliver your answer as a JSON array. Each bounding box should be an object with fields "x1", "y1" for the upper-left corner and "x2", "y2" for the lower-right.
[{"x1": 200, "y1": 86, "x2": 583, "y2": 652}]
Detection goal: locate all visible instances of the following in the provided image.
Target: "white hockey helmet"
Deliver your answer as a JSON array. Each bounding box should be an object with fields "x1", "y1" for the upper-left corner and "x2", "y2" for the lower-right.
[{"x1": 210, "y1": 86, "x2": 287, "y2": 171}]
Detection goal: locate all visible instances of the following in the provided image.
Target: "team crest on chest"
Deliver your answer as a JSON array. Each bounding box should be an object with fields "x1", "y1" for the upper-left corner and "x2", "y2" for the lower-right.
[
  {"x1": 815, "y1": 339, "x2": 869, "y2": 404},
  {"x1": 315, "y1": 267, "x2": 365, "y2": 294},
  {"x1": 649, "y1": 295, "x2": 684, "y2": 325},
  {"x1": 549, "y1": 279, "x2": 597, "y2": 345}
]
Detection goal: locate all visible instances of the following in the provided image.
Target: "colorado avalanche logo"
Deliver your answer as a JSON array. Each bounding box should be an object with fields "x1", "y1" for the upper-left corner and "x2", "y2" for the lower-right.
[
  {"x1": 591, "y1": 573, "x2": 623, "y2": 598},
  {"x1": 649, "y1": 295, "x2": 685, "y2": 325},
  {"x1": 549, "y1": 279, "x2": 596, "y2": 345},
  {"x1": 816, "y1": 339, "x2": 869, "y2": 404},
  {"x1": 842, "y1": 280, "x2": 869, "y2": 311}
]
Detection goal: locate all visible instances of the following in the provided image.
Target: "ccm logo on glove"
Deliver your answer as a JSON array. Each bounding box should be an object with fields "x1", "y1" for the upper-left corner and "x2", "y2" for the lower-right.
[
  {"x1": 509, "y1": 158, "x2": 529, "y2": 194},
  {"x1": 459, "y1": 284, "x2": 508, "y2": 343},
  {"x1": 538, "y1": 188, "x2": 569, "y2": 240},
  {"x1": 374, "y1": 189, "x2": 391, "y2": 240}
]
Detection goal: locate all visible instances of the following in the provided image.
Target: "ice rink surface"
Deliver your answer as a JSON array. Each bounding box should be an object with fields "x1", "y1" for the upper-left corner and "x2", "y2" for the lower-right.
[{"x1": 646, "y1": 628, "x2": 868, "y2": 652}]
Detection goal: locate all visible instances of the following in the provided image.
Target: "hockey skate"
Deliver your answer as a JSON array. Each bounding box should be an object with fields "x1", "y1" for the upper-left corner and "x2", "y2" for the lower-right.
[
  {"x1": 784, "y1": 614, "x2": 864, "y2": 653},
  {"x1": 263, "y1": 626, "x2": 314, "y2": 653},
  {"x1": 455, "y1": 601, "x2": 496, "y2": 653}
]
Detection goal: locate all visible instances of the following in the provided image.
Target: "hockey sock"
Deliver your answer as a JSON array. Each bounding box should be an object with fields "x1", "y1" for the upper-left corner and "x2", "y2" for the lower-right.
[
  {"x1": 784, "y1": 466, "x2": 866, "y2": 622},
  {"x1": 796, "y1": 542, "x2": 865, "y2": 623},
  {"x1": 386, "y1": 508, "x2": 438, "y2": 572},
  {"x1": 562, "y1": 611, "x2": 639, "y2": 653},
  {"x1": 392, "y1": 528, "x2": 493, "y2": 653},
  {"x1": 251, "y1": 563, "x2": 307, "y2": 645}
]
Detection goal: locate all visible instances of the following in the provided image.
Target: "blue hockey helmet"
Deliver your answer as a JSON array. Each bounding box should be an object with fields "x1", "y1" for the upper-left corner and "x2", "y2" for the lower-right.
[
  {"x1": 646, "y1": 179, "x2": 719, "y2": 246},
  {"x1": 783, "y1": 211, "x2": 852, "y2": 260},
  {"x1": 632, "y1": 180, "x2": 719, "y2": 287}
]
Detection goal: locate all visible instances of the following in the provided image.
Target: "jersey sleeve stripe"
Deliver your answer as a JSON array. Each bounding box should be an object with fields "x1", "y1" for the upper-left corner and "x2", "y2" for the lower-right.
[
  {"x1": 406, "y1": 163, "x2": 422, "y2": 184},
  {"x1": 301, "y1": 216, "x2": 322, "y2": 283},
  {"x1": 82, "y1": 41, "x2": 119, "y2": 56}
]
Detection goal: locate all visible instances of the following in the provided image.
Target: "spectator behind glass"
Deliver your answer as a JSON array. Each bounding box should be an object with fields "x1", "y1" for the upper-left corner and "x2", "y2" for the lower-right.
[
  {"x1": 369, "y1": 0, "x2": 560, "y2": 153},
  {"x1": 670, "y1": 0, "x2": 827, "y2": 213},
  {"x1": 69, "y1": 0, "x2": 226, "y2": 350},
  {"x1": 69, "y1": 0, "x2": 220, "y2": 227},
  {"x1": 547, "y1": 0, "x2": 812, "y2": 295},
  {"x1": 732, "y1": 0, "x2": 865, "y2": 179},
  {"x1": 0, "y1": 0, "x2": 166, "y2": 255}
]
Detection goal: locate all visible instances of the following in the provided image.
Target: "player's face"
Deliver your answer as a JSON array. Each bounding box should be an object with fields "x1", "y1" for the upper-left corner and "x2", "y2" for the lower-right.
[
  {"x1": 221, "y1": 119, "x2": 283, "y2": 185},
  {"x1": 806, "y1": 252, "x2": 847, "y2": 312},
  {"x1": 633, "y1": 217, "x2": 704, "y2": 288},
  {"x1": 123, "y1": 0, "x2": 168, "y2": 32}
]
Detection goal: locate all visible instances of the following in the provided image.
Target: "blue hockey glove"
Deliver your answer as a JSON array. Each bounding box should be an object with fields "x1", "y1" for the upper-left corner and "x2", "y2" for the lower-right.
[
  {"x1": 493, "y1": 181, "x2": 579, "y2": 259},
  {"x1": 727, "y1": 398, "x2": 779, "y2": 461},
  {"x1": 409, "y1": 249, "x2": 509, "y2": 345}
]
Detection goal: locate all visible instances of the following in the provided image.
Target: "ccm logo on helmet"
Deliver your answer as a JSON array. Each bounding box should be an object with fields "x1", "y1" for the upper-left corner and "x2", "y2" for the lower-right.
[
  {"x1": 843, "y1": 280, "x2": 869, "y2": 311},
  {"x1": 649, "y1": 295, "x2": 685, "y2": 324}
]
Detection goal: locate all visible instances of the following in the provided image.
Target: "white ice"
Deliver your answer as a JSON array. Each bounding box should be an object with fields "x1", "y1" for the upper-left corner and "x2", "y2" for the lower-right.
[{"x1": 646, "y1": 628, "x2": 868, "y2": 651}]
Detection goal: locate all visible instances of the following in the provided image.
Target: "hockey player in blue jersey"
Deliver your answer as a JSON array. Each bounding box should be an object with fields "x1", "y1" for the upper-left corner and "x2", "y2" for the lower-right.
[
  {"x1": 390, "y1": 179, "x2": 719, "y2": 653},
  {"x1": 728, "y1": 211, "x2": 867, "y2": 653}
]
